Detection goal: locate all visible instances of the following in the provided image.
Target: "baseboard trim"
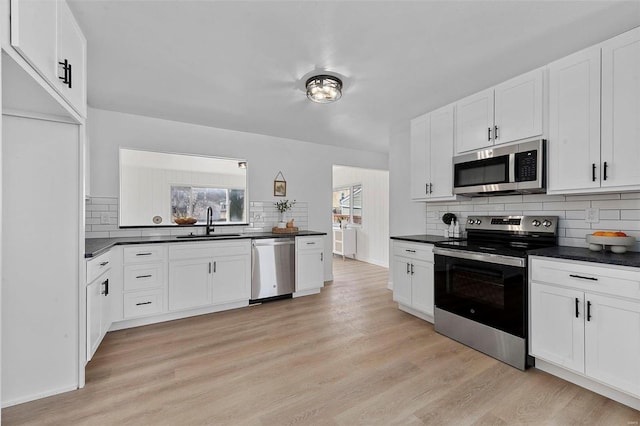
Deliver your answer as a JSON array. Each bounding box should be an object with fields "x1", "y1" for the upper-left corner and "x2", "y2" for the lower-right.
[
  {"x1": 398, "y1": 304, "x2": 433, "y2": 323},
  {"x1": 535, "y1": 359, "x2": 640, "y2": 410},
  {"x1": 2, "y1": 383, "x2": 78, "y2": 408}
]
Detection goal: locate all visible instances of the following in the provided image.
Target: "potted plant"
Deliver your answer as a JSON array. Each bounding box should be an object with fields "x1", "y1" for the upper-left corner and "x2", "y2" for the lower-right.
[{"x1": 274, "y1": 199, "x2": 296, "y2": 228}]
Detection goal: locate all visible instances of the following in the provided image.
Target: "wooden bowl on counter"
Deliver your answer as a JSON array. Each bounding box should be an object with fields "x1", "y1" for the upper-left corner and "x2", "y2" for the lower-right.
[{"x1": 174, "y1": 217, "x2": 197, "y2": 225}]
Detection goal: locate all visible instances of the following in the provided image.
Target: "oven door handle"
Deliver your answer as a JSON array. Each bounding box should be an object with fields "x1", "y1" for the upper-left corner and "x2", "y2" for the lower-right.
[{"x1": 433, "y1": 247, "x2": 525, "y2": 268}]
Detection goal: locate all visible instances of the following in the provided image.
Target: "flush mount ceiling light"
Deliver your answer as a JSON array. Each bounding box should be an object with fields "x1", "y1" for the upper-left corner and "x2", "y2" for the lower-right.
[{"x1": 305, "y1": 75, "x2": 343, "y2": 104}]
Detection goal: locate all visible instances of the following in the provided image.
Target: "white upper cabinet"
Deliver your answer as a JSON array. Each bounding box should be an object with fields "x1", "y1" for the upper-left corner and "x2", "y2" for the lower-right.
[
  {"x1": 601, "y1": 27, "x2": 640, "y2": 189},
  {"x1": 410, "y1": 104, "x2": 459, "y2": 201},
  {"x1": 410, "y1": 113, "x2": 430, "y2": 200},
  {"x1": 455, "y1": 69, "x2": 543, "y2": 154},
  {"x1": 10, "y1": 0, "x2": 87, "y2": 117},
  {"x1": 548, "y1": 46, "x2": 601, "y2": 192},
  {"x1": 549, "y1": 27, "x2": 640, "y2": 194},
  {"x1": 493, "y1": 69, "x2": 543, "y2": 144},
  {"x1": 455, "y1": 89, "x2": 494, "y2": 153},
  {"x1": 55, "y1": 0, "x2": 87, "y2": 117},
  {"x1": 10, "y1": 0, "x2": 57, "y2": 79}
]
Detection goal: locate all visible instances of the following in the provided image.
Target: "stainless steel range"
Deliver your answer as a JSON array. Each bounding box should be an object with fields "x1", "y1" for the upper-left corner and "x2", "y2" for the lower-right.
[{"x1": 433, "y1": 215, "x2": 558, "y2": 370}]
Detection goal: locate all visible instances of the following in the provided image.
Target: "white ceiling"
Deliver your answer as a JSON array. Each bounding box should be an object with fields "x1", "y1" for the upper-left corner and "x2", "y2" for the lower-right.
[{"x1": 68, "y1": 1, "x2": 640, "y2": 153}]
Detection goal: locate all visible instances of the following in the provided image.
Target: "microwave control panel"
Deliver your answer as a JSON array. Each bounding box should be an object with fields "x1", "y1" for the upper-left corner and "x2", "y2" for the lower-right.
[{"x1": 515, "y1": 150, "x2": 538, "y2": 182}]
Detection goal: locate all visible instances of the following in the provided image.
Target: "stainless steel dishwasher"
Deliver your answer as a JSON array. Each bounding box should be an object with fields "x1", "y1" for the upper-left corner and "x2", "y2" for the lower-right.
[{"x1": 250, "y1": 238, "x2": 295, "y2": 302}]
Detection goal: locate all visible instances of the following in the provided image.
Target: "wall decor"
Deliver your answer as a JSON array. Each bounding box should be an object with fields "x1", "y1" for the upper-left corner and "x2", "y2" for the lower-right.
[{"x1": 274, "y1": 171, "x2": 287, "y2": 196}]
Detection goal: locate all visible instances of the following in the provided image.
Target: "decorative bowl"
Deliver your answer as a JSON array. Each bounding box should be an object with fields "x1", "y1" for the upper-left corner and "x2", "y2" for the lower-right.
[
  {"x1": 174, "y1": 217, "x2": 197, "y2": 225},
  {"x1": 586, "y1": 234, "x2": 636, "y2": 253}
]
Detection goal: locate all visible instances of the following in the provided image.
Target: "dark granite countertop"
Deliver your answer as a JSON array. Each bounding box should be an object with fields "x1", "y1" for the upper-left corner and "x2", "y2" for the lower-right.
[
  {"x1": 85, "y1": 231, "x2": 327, "y2": 258},
  {"x1": 390, "y1": 234, "x2": 464, "y2": 244},
  {"x1": 528, "y1": 246, "x2": 640, "y2": 268}
]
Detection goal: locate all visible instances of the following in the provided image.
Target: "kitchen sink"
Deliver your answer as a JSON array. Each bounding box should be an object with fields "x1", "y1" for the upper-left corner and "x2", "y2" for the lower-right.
[{"x1": 175, "y1": 233, "x2": 241, "y2": 239}]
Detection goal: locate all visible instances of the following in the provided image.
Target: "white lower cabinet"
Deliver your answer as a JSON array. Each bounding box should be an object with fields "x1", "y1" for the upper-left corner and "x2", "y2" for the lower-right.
[
  {"x1": 530, "y1": 256, "x2": 640, "y2": 406},
  {"x1": 168, "y1": 241, "x2": 251, "y2": 310},
  {"x1": 392, "y1": 240, "x2": 434, "y2": 322},
  {"x1": 86, "y1": 251, "x2": 112, "y2": 361},
  {"x1": 122, "y1": 245, "x2": 167, "y2": 319},
  {"x1": 295, "y1": 236, "x2": 325, "y2": 292}
]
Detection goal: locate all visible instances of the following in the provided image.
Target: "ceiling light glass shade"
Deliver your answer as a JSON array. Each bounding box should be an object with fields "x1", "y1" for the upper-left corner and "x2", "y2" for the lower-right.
[{"x1": 306, "y1": 75, "x2": 342, "y2": 103}]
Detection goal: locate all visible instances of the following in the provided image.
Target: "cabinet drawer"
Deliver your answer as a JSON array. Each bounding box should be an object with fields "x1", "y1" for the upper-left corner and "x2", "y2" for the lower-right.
[
  {"x1": 86, "y1": 251, "x2": 112, "y2": 283},
  {"x1": 124, "y1": 263, "x2": 165, "y2": 291},
  {"x1": 169, "y1": 240, "x2": 250, "y2": 260},
  {"x1": 123, "y1": 290, "x2": 163, "y2": 318},
  {"x1": 123, "y1": 245, "x2": 166, "y2": 264},
  {"x1": 393, "y1": 241, "x2": 433, "y2": 262},
  {"x1": 531, "y1": 257, "x2": 640, "y2": 300},
  {"x1": 297, "y1": 237, "x2": 324, "y2": 251}
]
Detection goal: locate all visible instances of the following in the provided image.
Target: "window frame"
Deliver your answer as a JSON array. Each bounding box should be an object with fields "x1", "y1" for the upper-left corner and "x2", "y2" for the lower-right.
[{"x1": 332, "y1": 183, "x2": 362, "y2": 226}]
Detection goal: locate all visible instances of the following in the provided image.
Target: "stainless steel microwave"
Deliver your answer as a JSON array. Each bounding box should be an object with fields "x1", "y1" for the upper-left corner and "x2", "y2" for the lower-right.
[{"x1": 452, "y1": 139, "x2": 546, "y2": 196}]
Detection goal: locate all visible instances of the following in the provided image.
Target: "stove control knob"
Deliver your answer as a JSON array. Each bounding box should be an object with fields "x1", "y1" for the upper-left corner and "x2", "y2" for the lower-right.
[
  {"x1": 475, "y1": 219, "x2": 481, "y2": 225},
  {"x1": 531, "y1": 219, "x2": 541, "y2": 227},
  {"x1": 467, "y1": 219, "x2": 475, "y2": 225},
  {"x1": 542, "y1": 220, "x2": 552, "y2": 227}
]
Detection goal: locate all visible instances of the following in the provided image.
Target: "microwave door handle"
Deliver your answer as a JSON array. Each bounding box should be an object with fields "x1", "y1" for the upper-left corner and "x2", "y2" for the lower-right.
[{"x1": 509, "y1": 153, "x2": 516, "y2": 183}]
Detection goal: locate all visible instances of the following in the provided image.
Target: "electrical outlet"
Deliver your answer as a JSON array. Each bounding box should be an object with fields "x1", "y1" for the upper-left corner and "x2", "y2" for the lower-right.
[
  {"x1": 100, "y1": 212, "x2": 110, "y2": 224},
  {"x1": 585, "y1": 208, "x2": 600, "y2": 223}
]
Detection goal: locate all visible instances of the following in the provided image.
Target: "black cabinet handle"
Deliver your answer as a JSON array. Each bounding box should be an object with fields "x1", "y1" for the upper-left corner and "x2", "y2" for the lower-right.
[
  {"x1": 410, "y1": 263, "x2": 414, "y2": 275},
  {"x1": 603, "y1": 162, "x2": 608, "y2": 180},
  {"x1": 209, "y1": 262, "x2": 212, "y2": 274},
  {"x1": 136, "y1": 301, "x2": 152, "y2": 306},
  {"x1": 429, "y1": 183, "x2": 433, "y2": 194},
  {"x1": 494, "y1": 125, "x2": 499, "y2": 140},
  {"x1": 587, "y1": 301, "x2": 592, "y2": 321},
  {"x1": 306, "y1": 242, "x2": 316, "y2": 245},
  {"x1": 592, "y1": 163, "x2": 596, "y2": 182},
  {"x1": 99, "y1": 261, "x2": 109, "y2": 267},
  {"x1": 425, "y1": 183, "x2": 428, "y2": 195},
  {"x1": 101, "y1": 279, "x2": 109, "y2": 296},
  {"x1": 136, "y1": 274, "x2": 152, "y2": 279},
  {"x1": 58, "y1": 59, "x2": 72, "y2": 88},
  {"x1": 575, "y1": 298, "x2": 579, "y2": 318},
  {"x1": 569, "y1": 274, "x2": 598, "y2": 281},
  {"x1": 320, "y1": 253, "x2": 323, "y2": 262},
  {"x1": 406, "y1": 262, "x2": 410, "y2": 274},
  {"x1": 405, "y1": 249, "x2": 416, "y2": 253},
  {"x1": 488, "y1": 127, "x2": 492, "y2": 141},
  {"x1": 136, "y1": 252, "x2": 153, "y2": 256}
]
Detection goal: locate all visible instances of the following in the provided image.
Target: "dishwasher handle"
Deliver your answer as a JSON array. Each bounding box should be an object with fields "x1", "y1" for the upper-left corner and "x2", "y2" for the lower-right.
[{"x1": 252, "y1": 239, "x2": 295, "y2": 247}]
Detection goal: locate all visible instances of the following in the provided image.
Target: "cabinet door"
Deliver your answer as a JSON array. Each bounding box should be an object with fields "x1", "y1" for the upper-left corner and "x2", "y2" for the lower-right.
[
  {"x1": 168, "y1": 259, "x2": 212, "y2": 311},
  {"x1": 212, "y1": 256, "x2": 250, "y2": 304},
  {"x1": 601, "y1": 27, "x2": 640, "y2": 189},
  {"x1": 493, "y1": 69, "x2": 543, "y2": 144},
  {"x1": 411, "y1": 259, "x2": 434, "y2": 316},
  {"x1": 455, "y1": 88, "x2": 494, "y2": 154},
  {"x1": 548, "y1": 47, "x2": 601, "y2": 192},
  {"x1": 530, "y1": 283, "x2": 584, "y2": 374},
  {"x1": 55, "y1": 0, "x2": 87, "y2": 117},
  {"x1": 585, "y1": 293, "x2": 640, "y2": 397},
  {"x1": 86, "y1": 280, "x2": 101, "y2": 361},
  {"x1": 428, "y1": 104, "x2": 455, "y2": 199},
  {"x1": 297, "y1": 250, "x2": 324, "y2": 291},
  {"x1": 410, "y1": 113, "x2": 429, "y2": 200},
  {"x1": 10, "y1": 0, "x2": 58, "y2": 83},
  {"x1": 392, "y1": 257, "x2": 412, "y2": 306}
]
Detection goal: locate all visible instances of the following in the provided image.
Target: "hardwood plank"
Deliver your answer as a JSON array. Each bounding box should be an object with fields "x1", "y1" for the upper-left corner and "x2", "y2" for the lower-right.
[{"x1": 3, "y1": 258, "x2": 639, "y2": 425}]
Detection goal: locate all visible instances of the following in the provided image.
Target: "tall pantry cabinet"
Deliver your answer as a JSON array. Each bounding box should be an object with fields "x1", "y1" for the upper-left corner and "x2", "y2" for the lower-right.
[{"x1": 1, "y1": 0, "x2": 87, "y2": 407}]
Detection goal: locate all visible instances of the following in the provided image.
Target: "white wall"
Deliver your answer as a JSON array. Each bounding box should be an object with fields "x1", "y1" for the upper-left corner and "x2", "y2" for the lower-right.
[
  {"x1": 333, "y1": 165, "x2": 389, "y2": 267},
  {"x1": 87, "y1": 107, "x2": 388, "y2": 280}
]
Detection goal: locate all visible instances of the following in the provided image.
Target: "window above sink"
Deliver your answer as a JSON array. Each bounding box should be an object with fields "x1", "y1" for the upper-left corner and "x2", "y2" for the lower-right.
[{"x1": 119, "y1": 148, "x2": 248, "y2": 227}]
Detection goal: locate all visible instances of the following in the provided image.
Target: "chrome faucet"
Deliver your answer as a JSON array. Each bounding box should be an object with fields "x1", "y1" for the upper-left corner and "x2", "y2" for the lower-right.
[{"x1": 206, "y1": 206, "x2": 214, "y2": 235}]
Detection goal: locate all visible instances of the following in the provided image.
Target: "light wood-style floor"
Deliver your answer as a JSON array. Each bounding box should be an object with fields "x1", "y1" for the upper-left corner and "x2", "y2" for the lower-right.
[{"x1": 4, "y1": 257, "x2": 640, "y2": 425}]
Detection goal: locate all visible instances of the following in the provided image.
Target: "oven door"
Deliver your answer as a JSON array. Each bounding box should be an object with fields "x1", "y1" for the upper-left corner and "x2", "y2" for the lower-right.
[{"x1": 434, "y1": 249, "x2": 526, "y2": 338}]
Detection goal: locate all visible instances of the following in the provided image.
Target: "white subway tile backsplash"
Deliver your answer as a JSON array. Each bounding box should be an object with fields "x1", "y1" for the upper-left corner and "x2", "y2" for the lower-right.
[
  {"x1": 592, "y1": 199, "x2": 640, "y2": 210},
  {"x1": 425, "y1": 191, "x2": 640, "y2": 252},
  {"x1": 85, "y1": 197, "x2": 310, "y2": 238}
]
